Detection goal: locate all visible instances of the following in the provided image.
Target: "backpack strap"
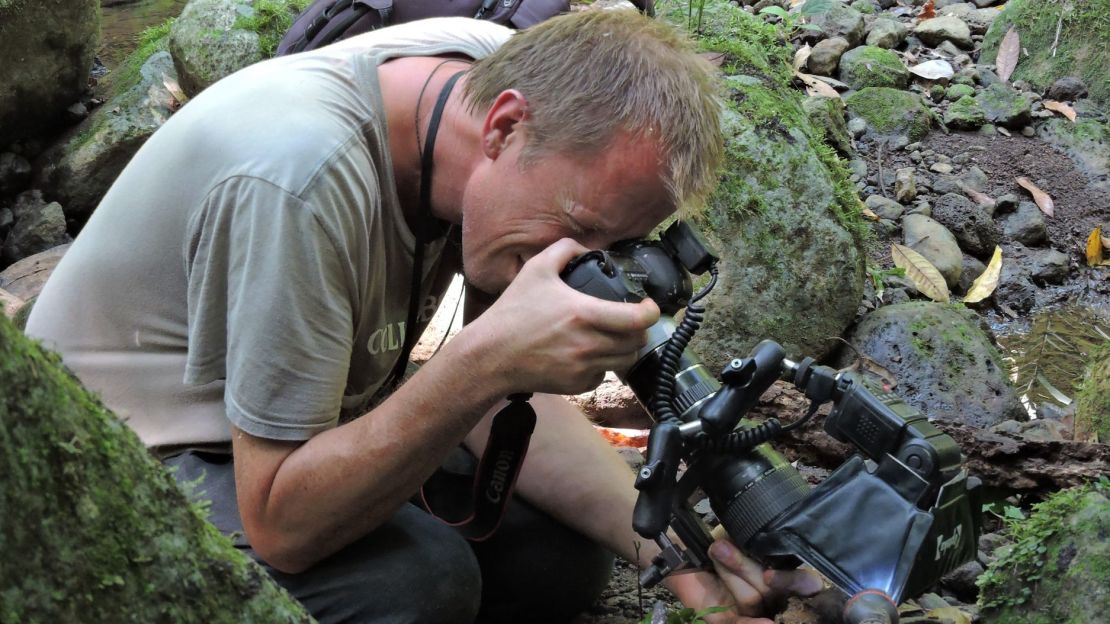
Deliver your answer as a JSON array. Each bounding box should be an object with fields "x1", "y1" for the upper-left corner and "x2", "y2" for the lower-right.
[{"x1": 278, "y1": 0, "x2": 394, "y2": 55}]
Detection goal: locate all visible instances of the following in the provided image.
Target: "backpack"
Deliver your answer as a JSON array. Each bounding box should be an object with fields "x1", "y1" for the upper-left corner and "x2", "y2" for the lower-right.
[{"x1": 276, "y1": 0, "x2": 571, "y2": 56}]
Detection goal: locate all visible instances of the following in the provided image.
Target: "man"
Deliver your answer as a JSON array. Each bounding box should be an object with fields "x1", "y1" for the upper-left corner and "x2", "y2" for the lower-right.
[{"x1": 27, "y1": 9, "x2": 820, "y2": 623}]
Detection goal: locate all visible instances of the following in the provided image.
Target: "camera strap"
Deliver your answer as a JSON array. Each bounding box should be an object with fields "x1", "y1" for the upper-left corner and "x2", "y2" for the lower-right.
[{"x1": 421, "y1": 393, "x2": 537, "y2": 541}]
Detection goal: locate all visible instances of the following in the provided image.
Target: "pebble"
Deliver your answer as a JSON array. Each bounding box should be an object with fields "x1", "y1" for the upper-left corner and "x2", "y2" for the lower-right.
[
  {"x1": 930, "y1": 162, "x2": 954, "y2": 174},
  {"x1": 1021, "y1": 126, "x2": 1036, "y2": 137},
  {"x1": 910, "y1": 150, "x2": 923, "y2": 163},
  {"x1": 952, "y1": 153, "x2": 971, "y2": 165}
]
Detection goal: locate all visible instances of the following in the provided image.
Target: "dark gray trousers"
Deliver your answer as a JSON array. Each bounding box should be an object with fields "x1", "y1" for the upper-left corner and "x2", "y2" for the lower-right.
[{"x1": 166, "y1": 450, "x2": 613, "y2": 624}]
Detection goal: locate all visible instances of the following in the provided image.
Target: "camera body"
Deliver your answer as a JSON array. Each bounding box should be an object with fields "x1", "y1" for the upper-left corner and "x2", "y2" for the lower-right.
[{"x1": 561, "y1": 222, "x2": 981, "y2": 615}]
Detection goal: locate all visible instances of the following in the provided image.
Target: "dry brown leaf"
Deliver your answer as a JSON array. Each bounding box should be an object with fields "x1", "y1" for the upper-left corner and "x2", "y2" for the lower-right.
[
  {"x1": 594, "y1": 426, "x2": 649, "y2": 449},
  {"x1": 1016, "y1": 176, "x2": 1055, "y2": 217},
  {"x1": 964, "y1": 246, "x2": 1002, "y2": 303},
  {"x1": 1042, "y1": 99, "x2": 1077, "y2": 122},
  {"x1": 892, "y1": 244, "x2": 950, "y2": 302},
  {"x1": 794, "y1": 43, "x2": 812, "y2": 73},
  {"x1": 962, "y1": 186, "x2": 995, "y2": 207},
  {"x1": 996, "y1": 26, "x2": 1020, "y2": 82},
  {"x1": 1088, "y1": 226, "x2": 1105, "y2": 266},
  {"x1": 796, "y1": 72, "x2": 841, "y2": 98},
  {"x1": 0, "y1": 287, "x2": 25, "y2": 319},
  {"x1": 700, "y1": 52, "x2": 726, "y2": 68},
  {"x1": 918, "y1": 0, "x2": 936, "y2": 21},
  {"x1": 862, "y1": 207, "x2": 880, "y2": 221}
]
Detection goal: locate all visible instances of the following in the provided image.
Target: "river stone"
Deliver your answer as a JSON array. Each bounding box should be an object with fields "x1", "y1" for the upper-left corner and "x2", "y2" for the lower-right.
[
  {"x1": 864, "y1": 194, "x2": 904, "y2": 220},
  {"x1": 982, "y1": 0, "x2": 1110, "y2": 109},
  {"x1": 1000, "y1": 201, "x2": 1047, "y2": 246},
  {"x1": 834, "y1": 302, "x2": 1024, "y2": 427},
  {"x1": 943, "y1": 95, "x2": 986, "y2": 130},
  {"x1": 938, "y1": 3, "x2": 998, "y2": 35},
  {"x1": 0, "y1": 243, "x2": 70, "y2": 301},
  {"x1": 0, "y1": 0, "x2": 99, "y2": 146},
  {"x1": 169, "y1": 0, "x2": 265, "y2": 97},
  {"x1": 994, "y1": 258, "x2": 1037, "y2": 312},
  {"x1": 0, "y1": 152, "x2": 32, "y2": 195},
  {"x1": 845, "y1": 88, "x2": 932, "y2": 145},
  {"x1": 894, "y1": 167, "x2": 916, "y2": 203},
  {"x1": 803, "y1": 96, "x2": 853, "y2": 155},
  {"x1": 976, "y1": 83, "x2": 1032, "y2": 129},
  {"x1": 958, "y1": 254, "x2": 986, "y2": 294},
  {"x1": 657, "y1": 0, "x2": 865, "y2": 364},
  {"x1": 979, "y1": 486, "x2": 1110, "y2": 623},
  {"x1": 1046, "y1": 77, "x2": 1088, "y2": 102},
  {"x1": 931, "y1": 193, "x2": 999, "y2": 257},
  {"x1": 34, "y1": 52, "x2": 180, "y2": 219},
  {"x1": 1007, "y1": 242, "x2": 1069, "y2": 285},
  {"x1": 866, "y1": 18, "x2": 908, "y2": 49},
  {"x1": 914, "y1": 16, "x2": 974, "y2": 49},
  {"x1": 807, "y1": 37, "x2": 851, "y2": 76},
  {"x1": 838, "y1": 46, "x2": 910, "y2": 90},
  {"x1": 808, "y1": 4, "x2": 867, "y2": 47},
  {"x1": 0, "y1": 198, "x2": 69, "y2": 266},
  {"x1": 903, "y1": 213, "x2": 963, "y2": 287}
]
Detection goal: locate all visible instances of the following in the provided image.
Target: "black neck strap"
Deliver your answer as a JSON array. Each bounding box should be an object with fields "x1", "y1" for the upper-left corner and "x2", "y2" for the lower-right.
[{"x1": 386, "y1": 70, "x2": 465, "y2": 389}]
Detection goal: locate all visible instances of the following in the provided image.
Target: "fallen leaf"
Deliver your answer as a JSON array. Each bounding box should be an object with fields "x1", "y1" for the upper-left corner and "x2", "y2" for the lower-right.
[
  {"x1": 1016, "y1": 176, "x2": 1055, "y2": 217},
  {"x1": 996, "y1": 126, "x2": 1012, "y2": 136},
  {"x1": 962, "y1": 185, "x2": 996, "y2": 208},
  {"x1": 594, "y1": 426, "x2": 649, "y2": 448},
  {"x1": 909, "y1": 59, "x2": 954, "y2": 81},
  {"x1": 796, "y1": 72, "x2": 841, "y2": 98},
  {"x1": 1088, "y1": 226, "x2": 1104, "y2": 266},
  {"x1": 891, "y1": 244, "x2": 950, "y2": 302},
  {"x1": 1042, "y1": 99, "x2": 1077, "y2": 122},
  {"x1": 918, "y1": 0, "x2": 936, "y2": 21},
  {"x1": 862, "y1": 207, "x2": 880, "y2": 221},
  {"x1": 964, "y1": 246, "x2": 1002, "y2": 303},
  {"x1": 794, "y1": 43, "x2": 812, "y2": 72},
  {"x1": 162, "y1": 74, "x2": 189, "y2": 106},
  {"x1": 700, "y1": 51, "x2": 726, "y2": 68},
  {"x1": 996, "y1": 26, "x2": 1020, "y2": 82}
]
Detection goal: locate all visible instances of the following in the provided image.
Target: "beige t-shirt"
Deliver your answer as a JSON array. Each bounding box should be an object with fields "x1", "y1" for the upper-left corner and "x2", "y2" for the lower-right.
[{"x1": 27, "y1": 18, "x2": 512, "y2": 454}]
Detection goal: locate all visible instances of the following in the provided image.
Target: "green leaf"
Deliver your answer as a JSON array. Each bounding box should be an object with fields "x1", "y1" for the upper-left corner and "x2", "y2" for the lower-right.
[
  {"x1": 1004, "y1": 506, "x2": 1026, "y2": 521},
  {"x1": 759, "y1": 6, "x2": 789, "y2": 19},
  {"x1": 800, "y1": 22, "x2": 823, "y2": 31}
]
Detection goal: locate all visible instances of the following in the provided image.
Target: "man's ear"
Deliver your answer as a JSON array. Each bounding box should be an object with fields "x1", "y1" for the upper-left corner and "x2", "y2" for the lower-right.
[{"x1": 480, "y1": 89, "x2": 528, "y2": 160}]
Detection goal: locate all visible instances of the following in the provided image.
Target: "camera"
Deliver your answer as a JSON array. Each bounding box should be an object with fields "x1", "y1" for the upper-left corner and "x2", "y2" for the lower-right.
[{"x1": 561, "y1": 222, "x2": 981, "y2": 624}]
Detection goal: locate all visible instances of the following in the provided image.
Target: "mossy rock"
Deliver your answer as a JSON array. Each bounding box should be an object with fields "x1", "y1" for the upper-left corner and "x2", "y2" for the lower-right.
[
  {"x1": 833, "y1": 302, "x2": 1025, "y2": 428},
  {"x1": 659, "y1": 0, "x2": 867, "y2": 363},
  {"x1": 838, "y1": 45, "x2": 909, "y2": 90},
  {"x1": 1036, "y1": 116, "x2": 1110, "y2": 181},
  {"x1": 845, "y1": 87, "x2": 932, "y2": 145},
  {"x1": 1075, "y1": 341, "x2": 1110, "y2": 443},
  {"x1": 981, "y1": 0, "x2": 1110, "y2": 110},
  {"x1": 978, "y1": 482, "x2": 1110, "y2": 623},
  {"x1": 0, "y1": 315, "x2": 314, "y2": 622},
  {"x1": 0, "y1": 0, "x2": 99, "y2": 145},
  {"x1": 946, "y1": 83, "x2": 975, "y2": 101},
  {"x1": 943, "y1": 95, "x2": 986, "y2": 130},
  {"x1": 975, "y1": 82, "x2": 1031, "y2": 129},
  {"x1": 802, "y1": 95, "x2": 853, "y2": 155}
]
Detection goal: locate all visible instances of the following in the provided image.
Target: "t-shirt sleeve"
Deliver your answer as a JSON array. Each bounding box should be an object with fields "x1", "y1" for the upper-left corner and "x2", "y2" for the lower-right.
[{"x1": 183, "y1": 176, "x2": 354, "y2": 441}]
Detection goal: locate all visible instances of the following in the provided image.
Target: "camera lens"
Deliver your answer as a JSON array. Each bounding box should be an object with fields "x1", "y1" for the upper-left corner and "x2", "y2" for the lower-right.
[{"x1": 703, "y1": 448, "x2": 810, "y2": 548}]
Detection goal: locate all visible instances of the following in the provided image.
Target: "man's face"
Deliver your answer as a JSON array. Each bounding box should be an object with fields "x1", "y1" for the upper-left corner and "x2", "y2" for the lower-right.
[{"x1": 459, "y1": 132, "x2": 674, "y2": 295}]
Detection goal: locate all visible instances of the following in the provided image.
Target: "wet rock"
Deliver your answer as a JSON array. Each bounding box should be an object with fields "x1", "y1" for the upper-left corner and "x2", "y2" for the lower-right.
[
  {"x1": 935, "y1": 39, "x2": 964, "y2": 58},
  {"x1": 834, "y1": 302, "x2": 1025, "y2": 428},
  {"x1": 1046, "y1": 77, "x2": 1088, "y2": 102},
  {"x1": 846, "y1": 88, "x2": 932, "y2": 145},
  {"x1": 0, "y1": 198, "x2": 70, "y2": 266},
  {"x1": 958, "y1": 254, "x2": 987, "y2": 294},
  {"x1": 946, "y1": 83, "x2": 975, "y2": 101},
  {"x1": 865, "y1": 194, "x2": 904, "y2": 220},
  {"x1": 847, "y1": 117, "x2": 868, "y2": 138},
  {"x1": 931, "y1": 192, "x2": 1000, "y2": 257},
  {"x1": 865, "y1": 18, "x2": 908, "y2": 49},
  {"x1": 64, "y1": 102, "x2": 89, "y2": 125},
  {"x1": 938, "y1": 3, "x2": 999, "y2": 35},
  {"x1": 1000, "y1": 201, "x2": 1047, "y2": 246},
  {"x1": 942, "y1": 559, "x2": 985, "y2": 603},
  {"x1": 1036, "y1": 117, "x2": 1110, "y2": 181},
  {"x1": 979, "y1": 485, "x2": 1110, "y2": 623},
  {"x1": 838, "y1": 45, "x2": 910, "y2": 90},
  {"x1": 0, "y1": 0, "x2": 99, "y2": 146},
  {"x1": 34, "y1": 52, "x2": 180, "y2": 219},
  {"x1": 960, "y1": 165, "x2": 988, "y2": 192},
  {"x1": 808, "y1": 4, "x2": 867, "y2": 47},
  {"x1": 903, "y1": 213, "x2": 963, "y2": 287},
  {"x1": 0, "y1": 152, "x2": 32, "y2": 195},
  {"x1": 803, "y1": 96, "x2": 853, "y2": 155},
  {"x1": 995, "y1": 260, "x2": 1036, "y2": 312},
  {"x1": 976, "y1": 83, "x2": 1033, "y2": 129},
  {"x1": 169, "y1": 0, "x2": 265, "y2": 97},
  {"x1": 1009, "y1": 244, "x2": 1070, "y2": 285},
  {"x1": 914, "y1": 16, "x2": 974, "y2": 49},
  {"x1": 944, "y1": 95, "x2": 987, "y2": 129},
  {"x1": 894, "y1": 167, "x2": 917, "y2": 202},
  {"x1": 807, "y1": 36, "x2": 851, "y2": 77},
  {"x1": 994, "y1": 193, "x2": 1018, "y2": 213},
  {"x1": 848, "y1": 158, "x2": 868, "y2": 178},
  {"x1": 1037, "y1": 401, "x2": 1072, "y2": 421}
]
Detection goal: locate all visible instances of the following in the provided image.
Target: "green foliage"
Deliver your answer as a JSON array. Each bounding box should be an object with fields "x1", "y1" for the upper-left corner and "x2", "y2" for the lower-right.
[
  {"x1": 234, "y1": 0, "x2": 312, "y2": 58},
  {"x1": 641, "y1": 605, "x2": 732, "y2": 624},
  {"x1": 867, "y1": 264, "x2": 905, "y2": 301},
  {"x1": 1075, "y1": 340, "x2": 1110, "y2": 441},
  {"x1": 758, "y1": 0, "x2": 829, "y2": 39},
  {"x1": 112, "y1": 18, "x2": 175, "y2": 94}
]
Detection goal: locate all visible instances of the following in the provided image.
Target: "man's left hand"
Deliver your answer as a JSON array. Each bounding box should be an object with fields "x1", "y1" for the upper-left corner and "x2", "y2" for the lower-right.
[{"x1": 666, "y1": 534, "x2": 824, "y2": 624}]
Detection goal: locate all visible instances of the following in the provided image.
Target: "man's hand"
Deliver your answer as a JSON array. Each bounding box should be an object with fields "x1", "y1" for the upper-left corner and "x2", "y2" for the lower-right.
[
  {"x1": 667, "y1": 534, "x2": 824, "y2": 624},
  {"x1": 465, "y1": 238, "x2": 659, "y2": 396}
]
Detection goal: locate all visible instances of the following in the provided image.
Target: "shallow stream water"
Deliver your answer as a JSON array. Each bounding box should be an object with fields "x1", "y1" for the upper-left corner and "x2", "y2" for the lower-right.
[{"x1": 98, "y1": 0, "x2": 188, "y2": 71}]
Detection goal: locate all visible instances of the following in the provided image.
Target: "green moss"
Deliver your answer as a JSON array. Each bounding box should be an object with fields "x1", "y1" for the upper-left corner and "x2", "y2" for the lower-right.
[
  {"x1": 1075, "y1": 341, "x2": 1110, "y2": 441},
  {"x1": 234, "y1": 0, "x2": 312, "y2": 58},
  {"x1": 944, "y1": 95, "x2": 987, "y2": 129},
  {"x1": 839, "y1": 45, "x2": 908, "y2": 90},
  {"x1": 946, "y1": 83, "x2": 975, "y2": 101},
  {"x1": 845, "y1": 87, "x2": 931, "y2": 141},
  {"x1": 981, "y1": 0, "x2": 1110, "y2": 109},
  {"x1": 977, "y1": 480, "x2": 1110, "y2": 622}
]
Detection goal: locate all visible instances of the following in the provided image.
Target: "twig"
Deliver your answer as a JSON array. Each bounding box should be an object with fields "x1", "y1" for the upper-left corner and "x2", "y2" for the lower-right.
[
  {"x1": 1050, "y1": 9, "x2": 1063, "y2": 58},
  {"x1": 876, "y1": 141, "x2": 889, "y2": 198}
]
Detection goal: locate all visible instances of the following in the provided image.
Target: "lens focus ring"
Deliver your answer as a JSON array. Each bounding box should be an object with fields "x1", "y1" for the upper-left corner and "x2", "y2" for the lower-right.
[{"x1": 716, "y1": 464, "x2": 809, "y2": 547}]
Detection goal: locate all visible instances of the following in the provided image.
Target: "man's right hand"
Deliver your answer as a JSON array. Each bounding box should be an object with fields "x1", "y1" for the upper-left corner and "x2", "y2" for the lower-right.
[{"x1": 464, "y1": 238, "x2": 660, "y2": 396}]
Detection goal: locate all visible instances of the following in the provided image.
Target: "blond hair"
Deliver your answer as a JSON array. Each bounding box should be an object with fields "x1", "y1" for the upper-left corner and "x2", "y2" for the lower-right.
[{"x1": 463, "y1": 9, "x2": 724, "y2": 214}]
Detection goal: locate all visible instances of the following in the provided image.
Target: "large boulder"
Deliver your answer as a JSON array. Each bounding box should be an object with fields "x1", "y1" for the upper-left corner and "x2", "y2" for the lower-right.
[
  {"x1": 807, "y1": 4, "x2": 867, "y2": 47},
  {"x1": 659, "y1": 0, "x2": 867, "y2": 364},
  {"x1": 975, "y1": 83, "x2": 1032, "y2": 129},
  {"x1": 0, "y1": 0, "x2": 99, "y2": 146},
  {"x1": 834, "y1": 302, "x2": 1025, "y2": 428},
  {"x1": 978, "y1": 483, "x2": 1110, "y2": 623},
  {"x1": 34, "y1": 51, "x2": 181, "y2": 220},
  {"x1": 845, "y1": 87, "x2": 933, "y2": 147},
  {"x1": 838, "y1": 45, "x2": 910, "y2": 90},
  {"x1": 981, "y1": 0, "x2": 1110, "y2": 109}
]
